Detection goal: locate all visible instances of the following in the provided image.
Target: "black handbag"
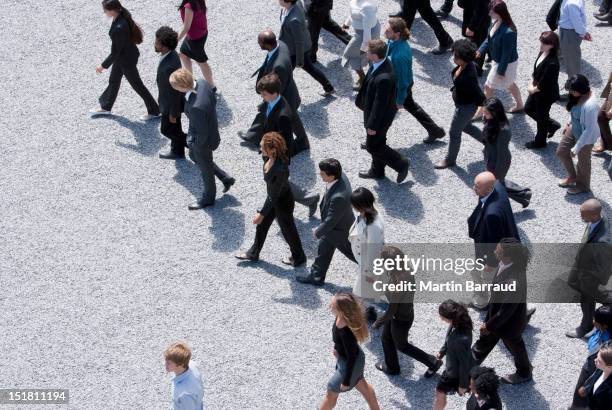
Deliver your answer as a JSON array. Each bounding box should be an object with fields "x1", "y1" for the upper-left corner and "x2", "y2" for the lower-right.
[{"x1": 546, "y1": 0, "x2": 562, "y2": 31}]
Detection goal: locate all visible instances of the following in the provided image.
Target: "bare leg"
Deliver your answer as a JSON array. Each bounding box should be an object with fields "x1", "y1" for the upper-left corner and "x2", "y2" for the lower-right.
[
  {"x1": 197, "y1": 61, "x2": 216, "y2": 88},
  {"x1": 319, "y1": 390, "x2": 339, "y2": 410},
  {"x1": 507, "y1": 82, "x2": 524, "y2": 111},
  {"x1": 433, "y1": 389, "x2": 447, "y2": 410},
  {"x1": 354, "y1": 379, "x2": 380, "y2": 410},
  {"x1": 179, "y1": 53, "x2": 193, "y2": 73}
]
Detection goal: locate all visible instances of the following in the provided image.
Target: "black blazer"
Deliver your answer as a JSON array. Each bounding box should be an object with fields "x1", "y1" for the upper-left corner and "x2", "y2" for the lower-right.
[
  {"x1": 483, "y1": 124, "x2": 512, "y2": 181},
  {"x1": 314, "y1": 173, "x2": 355, "y2": 239},
  {"x1": 101, "y1": 15, "x2": 139, "y2": 69},
  {"x1": 184, "y1": 80, "x2": 220, "y2": 155},
  {"x1": 253, "y1": 41, "x2": 301, "y2": 111},
  {"x1": 531, "y1": 51, "x2": 560, "y2": 103},
  {"x1": 467, "y1": 181, "x2": 520, "y2": 267},
  {"x1": 439, "y1": 326, "x2": 473, "y2": 389},
  {"x1": 567, "y1": 218, "x2": 612, "y2": 303},
  {"x1": 278, "y1": 3, "x2": 312, "y2": 64},
  {"x1": 485, "y1": 263, "x2": 528, "y2": 339},
  {"x1": 156, "y1": 51, "x2": 184, "y2": 117},
  {"x1": 587, "y1": 370, "x2": 612, "y2": 410},
  {"x1": 451, "y1": 62, "x2": 486, "y2": 106},
  {"x1": 459, "y1": 0, "x2": 491, "y2": 38},
  {"x1": 355, "y1": 58, "x2": 398, "y2": 132},
  {"x1": 260, "y1": 159, "x2": 292, "y2": 216},
  {"x1": 254, "y1": 96, "x2": 295, "y2": 153}
]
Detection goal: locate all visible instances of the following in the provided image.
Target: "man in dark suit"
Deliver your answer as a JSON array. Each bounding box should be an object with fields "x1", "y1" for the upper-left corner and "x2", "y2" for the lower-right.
[
  {"x1": 239, "y1": 31, "x2": 309, "y2": 154},
  {"x1": 278, "y1": 0, "x2": 335, "y2": 96},
  {"x1": 472, "y1": 238, "x2": 533, "y2": 385},
  {"x1": 305, "y1": 0, "x2": 351, "y2": 63},
  {"x1": 356, "y1": 40, "x2": 410, "y2": 183},
  {"x1": 297, "y1": 158, "x2": 356, "y2": 285},
  {"x1": 170, "y1": 69, "x2": 234, "y2": 209},
  {"x1": 567, "y1": 199, "x2": 612, "y2": 338},
  {"x1": 468, "y1": 172, "x2": 520, "y2": 309},
  {"x1": 154, "y1": 27, "x2": 187, "y2": 160}
]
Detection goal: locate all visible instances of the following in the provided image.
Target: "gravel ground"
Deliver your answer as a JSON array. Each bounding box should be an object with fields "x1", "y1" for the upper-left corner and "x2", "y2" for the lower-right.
[{"x1": 1, "y1": 0, "x2": 611, "y2": 409}]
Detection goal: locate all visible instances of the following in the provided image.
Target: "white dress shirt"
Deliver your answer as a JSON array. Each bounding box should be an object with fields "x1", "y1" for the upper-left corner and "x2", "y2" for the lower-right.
[{"x1": 345, "y1": 0, "x2": 379, "y2": 51}]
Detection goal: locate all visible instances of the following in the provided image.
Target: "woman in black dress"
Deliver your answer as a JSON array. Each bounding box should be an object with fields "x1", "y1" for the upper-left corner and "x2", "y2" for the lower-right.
[
  {"x1": 235, "y1": 132, "x2": 306, "y2": 267},
  {"x1": 524, "y1": 31, "x2": 561, "y2": 149},
  {"x1": 480, "y1": 97, "x2": 532, "y2": 207},
  {"x1": 319, "y1": 293, "x2": 380, "y2": 410},
  {"x1": 91, "y1": 0, "x2": 159, "y2": 120}
]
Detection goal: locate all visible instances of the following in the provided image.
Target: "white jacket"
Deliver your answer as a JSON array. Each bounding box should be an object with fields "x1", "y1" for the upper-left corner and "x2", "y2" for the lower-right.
[{"x1": 349, "y1": 214, "x2": 384, "y2": 298}]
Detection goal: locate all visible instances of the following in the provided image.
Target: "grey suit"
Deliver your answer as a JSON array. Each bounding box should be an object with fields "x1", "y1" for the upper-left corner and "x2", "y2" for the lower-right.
[
  {"x1": 311, "y1": 173, "x2": 357, "y2": 281},
  {"x1": 184, "y1": 80, "x2": 232, "y2": 205}
]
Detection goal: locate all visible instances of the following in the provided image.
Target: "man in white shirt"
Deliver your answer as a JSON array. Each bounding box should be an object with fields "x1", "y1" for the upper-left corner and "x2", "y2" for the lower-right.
[
  {"x1": 165, "y1": 342, "x2": 205, "y2": 410},
  {"x1": 558, "y1": 0, "x2": 593, "y2": 89}
]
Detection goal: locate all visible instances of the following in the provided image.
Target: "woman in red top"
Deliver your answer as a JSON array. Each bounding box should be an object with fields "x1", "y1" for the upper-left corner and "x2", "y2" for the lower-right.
[{"x1": 177, "y1": 0, "x2": 216, "y2": 90}]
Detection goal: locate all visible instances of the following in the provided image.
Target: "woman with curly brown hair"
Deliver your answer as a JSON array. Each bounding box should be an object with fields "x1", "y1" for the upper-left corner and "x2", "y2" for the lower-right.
[
  {"x1": 319, "y1": 293, "x2": 380, "y2": 410},
  {"x1": 235, "y1": 132, "x2": 306, "y2": 267}
]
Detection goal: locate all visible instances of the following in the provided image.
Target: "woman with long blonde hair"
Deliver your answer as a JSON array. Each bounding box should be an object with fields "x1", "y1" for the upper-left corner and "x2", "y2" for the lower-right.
[{"x1": 319, "y1": 293, "x2": 380, "y2": 410}]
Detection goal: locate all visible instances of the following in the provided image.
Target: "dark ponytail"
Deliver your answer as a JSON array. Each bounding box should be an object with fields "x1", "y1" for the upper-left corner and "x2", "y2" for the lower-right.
[{"x1": 102, "y1": 0, "x2": 144, "y2": 45}]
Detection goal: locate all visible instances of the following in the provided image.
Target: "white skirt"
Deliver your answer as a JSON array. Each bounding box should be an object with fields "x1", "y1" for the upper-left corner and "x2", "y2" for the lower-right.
[{"x1": 485, "y1": 60, "x2": 518, "y2": 90}]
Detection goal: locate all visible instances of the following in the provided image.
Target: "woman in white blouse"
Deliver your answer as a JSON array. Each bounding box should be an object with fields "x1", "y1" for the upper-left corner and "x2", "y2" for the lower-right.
[
  {"x1": 348, "y1": 187, "x2": 384, "y2": 306},
  {"x1": 341, "y1": 0, "x2": 380, "y2": 90}
]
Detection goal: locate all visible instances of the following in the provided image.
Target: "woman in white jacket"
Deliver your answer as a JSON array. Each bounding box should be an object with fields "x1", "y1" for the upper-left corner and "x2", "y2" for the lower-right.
[
  {"x1": 348, "y1": 187, "x2": 384, "y2": 309},
  {"x1": 342, "y1": 0, "x2": 380, "y2": 89}
]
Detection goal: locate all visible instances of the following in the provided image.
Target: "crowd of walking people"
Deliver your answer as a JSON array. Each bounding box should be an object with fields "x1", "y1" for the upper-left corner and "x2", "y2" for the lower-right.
[{"x1": 88, "y1": 0, "x2": 612, "y2": 408}]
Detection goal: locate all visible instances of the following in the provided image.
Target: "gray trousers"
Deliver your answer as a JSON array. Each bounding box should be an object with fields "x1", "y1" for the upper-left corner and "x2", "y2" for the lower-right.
[
  {"x1": 189, "y1": 148, "x2": 231, "y2": 205},
  {"x1": 445, "y1": 104, "x2": 481, "y2": 163},
  {"x1": 560, "y1": 28, "x2": 583, "y2": 85}
]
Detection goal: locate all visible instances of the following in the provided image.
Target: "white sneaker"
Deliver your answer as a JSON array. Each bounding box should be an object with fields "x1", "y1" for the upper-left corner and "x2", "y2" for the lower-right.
[
  {"x1": 89, "y1": 108, "x2": 111, "y2": 117},
  {"x1": 139, "y1": 113, "x2": 160, "y2": 122}
]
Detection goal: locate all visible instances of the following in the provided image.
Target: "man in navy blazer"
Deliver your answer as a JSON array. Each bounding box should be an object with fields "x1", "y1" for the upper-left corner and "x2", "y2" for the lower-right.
[
  {"x1": 170, "y1": 69, "x2": 234, "y2": 210},
  {"x1": 468, "y1": 172, "x2": 520, "y2": 309}
]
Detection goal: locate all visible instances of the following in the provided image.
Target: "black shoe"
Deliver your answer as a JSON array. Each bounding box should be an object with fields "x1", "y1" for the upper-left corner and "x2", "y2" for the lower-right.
[
  {"x1": 308, "y1": 194, "x2": 320, "y2": 218},
  {"x1": 558, "y1": 93, "x2": 569, "y2": 102},
  {"x1": 359, "y1": 169, "x2": 384, "y2": 179},
  {"x1": 501, "y1": 373, "x2": 532, "y2": 385},
  {"x1": 520, "y1": 191, "x2": 532, "y2": 209},
  {"x1": 526, "y1": 306, "x2": 536, "y2": 322},
  {"x1": 237, "y1": 131, "x2": 257, "y2": 145},
  {"x1": 424, "y1": 359, "x2": 443, "y2": 378},
  {"x1": 366, "y1": 306, "x2": 377, "y2": 322},
  {"x1": 235, "y1": 252, "x2": 258, "y2": 262},
  {"x1": 375, "y1": 362, "x2": 400, "y2": 376},
  {"x1": 296, "y1": 273, "x2": 324, "y2": 286},
  {"x1": 595, "y1": 12, "x2": 612, "y2": 21},
  {"x1": 430, "y1": 39, "x2": 453, "y2": 55},
  {"x1": 423, "y1": 128, "x2": 445, "y2": 144},
  {"x1": 320, "y1": 87, "x2": 335, "y2": 97},
  {"x1": 159, "y1": 150, "x2": 185, "y2": 160},
  {"x1": 282, "y1": 256, "x2": 306, "y2": 267},
  {"x1": 524, "y1": 141, "x2": 546, "y2": 149},
  {"x1": 188, "y1": 201, "x2": 214, "y2": 210},
  {"x1": 396, "y1": 160, "x2": 410, "y2": 184},
  {"x1": 435, "y1": 9, "x2": 450, "y2": 19},
  {"x1": 547, "y1": 122, "x2": 562, "y2": 139},
  {"x1": 565, "y1": 328, "x2": 589, "y2": 338},
  {"x1": 222, "y1": 177, "x2": 235, "y2": 193},
  {"x1": 360, "y1": 142, "x2": 367, "y2": 150}
]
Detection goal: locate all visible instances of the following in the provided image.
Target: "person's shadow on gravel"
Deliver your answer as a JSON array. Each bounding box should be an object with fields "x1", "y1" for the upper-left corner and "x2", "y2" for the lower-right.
[
  {"x1": 374, "y1": 179, "x2": 424, "y2": 224},
  {"x1": 215, "y1": 93, "x2": 233, "y2": 129},
  {"x1": 205, "y1": 195, "x2": 245, "y2": 252},
  {"x1": 398, "y1": 146, "x2": 439, "y2": 187},
  {"x1": 300, "y1": 97, "x2": 334, "y2": 138},
  {"x1": 97, "y1": 115, "x2": 165, "y2": 157}
]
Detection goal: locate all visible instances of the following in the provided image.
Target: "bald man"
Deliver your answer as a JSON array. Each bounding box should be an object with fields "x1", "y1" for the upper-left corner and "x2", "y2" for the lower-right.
[
  {"x1": 567, "y1": 199, "x2": 612, "y2": 338},
  {"x1": 468, "y1": 172, "x2": 520, "y2": 309}
]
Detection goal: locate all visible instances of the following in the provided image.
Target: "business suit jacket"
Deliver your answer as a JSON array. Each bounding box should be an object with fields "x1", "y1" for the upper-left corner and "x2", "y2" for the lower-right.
[
  {"x1": 101, "y1": 15, "x2": 140, "y2": 69},
  {"x1": 253, "y1": 41, "x2": 301, "y2": 111},
  {"x1": 355, "y1": 58, "x2": 398, "y2": 132},
  {"x1": 485, "y1": 263, "x2": 528, "y2": 339},
  {"x1": 451, "y1": 62, "x2": 486, "y2": 106},
  {"x1": 467, "y1": 181, "x2": 520, "y2": 267},
  {"x1": 567, "y1": 218, "x2": 612, "y2": 303},
  {"x1": 315, "y1": 173, "x2": 355, "y2": 239},
  {"x1": 260, "y1": 159, "x2": 293, "y2": 216},
  {"x1": 278, "y1": 3, "x2": 312, "y2": 65},
  {"x1": 184, "y1": 80, "x2": 220, "y2": 156},
  {"x1": 531, "y1": 51, "x2": 560, "y2": 103},
  {"x1": 253, "y1": 96, "x2": 295, "y2": 152},
  {"x1": 439, "y1": 326, "x2": 473, "y2": 389},
  {"x1": 483, "y1": 125, "x2": 512, "y2": 181},
  {"x1": 156, "y1": 51, "x2": 184, "y2": 117},
  {"x1": 586, "y1": 369, "x2": 612, "y2": 410}
]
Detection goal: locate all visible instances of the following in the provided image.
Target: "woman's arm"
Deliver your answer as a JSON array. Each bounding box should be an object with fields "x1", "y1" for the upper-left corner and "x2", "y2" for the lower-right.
[
  {"x1": 178, "y1": 7, "x2": 194, "y2": 42},
  {"x1": 101, "y1": 22, "x2": 128, "y2": 69}
]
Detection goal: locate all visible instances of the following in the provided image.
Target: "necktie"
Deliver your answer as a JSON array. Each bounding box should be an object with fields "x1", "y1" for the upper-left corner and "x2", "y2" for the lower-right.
[{"x1": 581, "y1": 223, "x2": 591, "y2": 243}]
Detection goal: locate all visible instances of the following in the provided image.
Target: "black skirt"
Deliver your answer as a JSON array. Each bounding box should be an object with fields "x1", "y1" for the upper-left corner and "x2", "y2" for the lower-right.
[{"x1": 180, "y1": 34, "x2": 208, "y2": 62}]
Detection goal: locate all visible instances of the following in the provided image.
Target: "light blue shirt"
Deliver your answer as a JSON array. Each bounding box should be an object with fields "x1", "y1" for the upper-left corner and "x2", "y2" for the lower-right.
[
  {"x1": 559, "y1": 0, "x2": 587, "y2": 37},
  {"x1": 266, "y1": 94, "x2": 282, "y2": 117},
  {"x1": 370, "y1": 58, "x2": 386, "y2": 74},
  {"x1": 267, "y1": 46, "x2": 279, "y2": 62},
  {"x1": 172, "y1": 362, "x2": 204, "y2": 410},
  {"x1": 589, "y1": 219, "x2": 602, "y2": 237}
]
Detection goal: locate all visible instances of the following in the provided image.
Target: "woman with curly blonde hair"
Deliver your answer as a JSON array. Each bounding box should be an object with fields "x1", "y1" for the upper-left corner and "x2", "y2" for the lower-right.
[{"x1": 319, "y1": 293, "x2": 380, "y2": 410}]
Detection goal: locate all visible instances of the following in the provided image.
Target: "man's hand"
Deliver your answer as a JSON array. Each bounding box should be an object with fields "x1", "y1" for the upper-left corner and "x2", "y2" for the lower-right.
[
  {"x1": 578, "y1": 386, "x2": 587, "y2": 397},
  {"x1": 483, "y1": 265, "x2": 496, "y2": 273},
  {"x1": 475, "y1": 51, "x2": 481, "y2": 59},
  {"x1": 96, "y1": 66, "x2": 105, "y2": 74},
  {"x1": 527, "y1": 84, "x2": 539, "y2": 95},
  {"x1": 253, "y1": 213, "x2": 264, "y2": 225},
  {"x1": 480, "y1": 324, "x2": 490, "y2": 335},
  {"x1": 169, "y1": 115, "x2": 177, "y2": 124},
  {"x1": 584, "y1": 32, "x2": 593, "y2": 41},
  {"x1": 366, "y1": 128, "x2": 377, "y2": 136},
  {"x1": 465, "y1": 28, "x2": 474, "y2": 37}
]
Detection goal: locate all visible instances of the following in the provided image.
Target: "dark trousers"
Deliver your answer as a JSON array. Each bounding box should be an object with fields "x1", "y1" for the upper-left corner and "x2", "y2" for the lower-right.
[
  {"x1": 472, "y1": 332, "x2": 532, "y2": 377},
  {"x1": 501, "y1": 179, "x2": 532, "y2": 207},
  {"x1": 579, "y1": 296, "x2": 596, "y2": 333},
  {"x1": 289, "y1": 181, "x2": 318, "y2": 208},
  {"x1": 382, "y1": 316, "x2": 438, "y2": 373},
  {"x1": 598, "y1": 105, "x2": 612, "y2": 150},
  {"x1": 525, "y1": 94, "x2": 561, "y2": 146},
  {"x1": 401, "y1": 0, "x2": 453, "y2": 46},
  {"x1": 247, "y1": 197, "x2": 306, "y2": 263},
  {"x1": 403, "y1": 84, "x2": 443, "y2": 135},
  {"x1": 365, "y1": 126, "x2": 407, "y2": 176},
  {"x1": 291, "y1": 114, "x2": 309, "y2": 152},
  {"x1": 572, "y1": 355, "x2": 596, "y2": 408},
  {"x1": 99, "y1": 62, "x2": 159, "y2": 114},
  {"x1": 446, "y1": 104, "x2": 481, "y2": 163},
  {"x1": 307, "y1": 7, "x2": 351, "y2": 59},
  {"x1": 188, "y1": 147, "x2": 231, "y2": 205},
  {"x1": 290, "y1": 54, "x2": 334, "y2": 92},
  {"x1": 160, "y1": 115, "x2": 187, "y2": 155},
  {"x1": 440, "y1": 0, "x2": 454, "y2": 13},
  {"x1": 310, "y1": 231, "x2": 356, "y2": 281}
]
